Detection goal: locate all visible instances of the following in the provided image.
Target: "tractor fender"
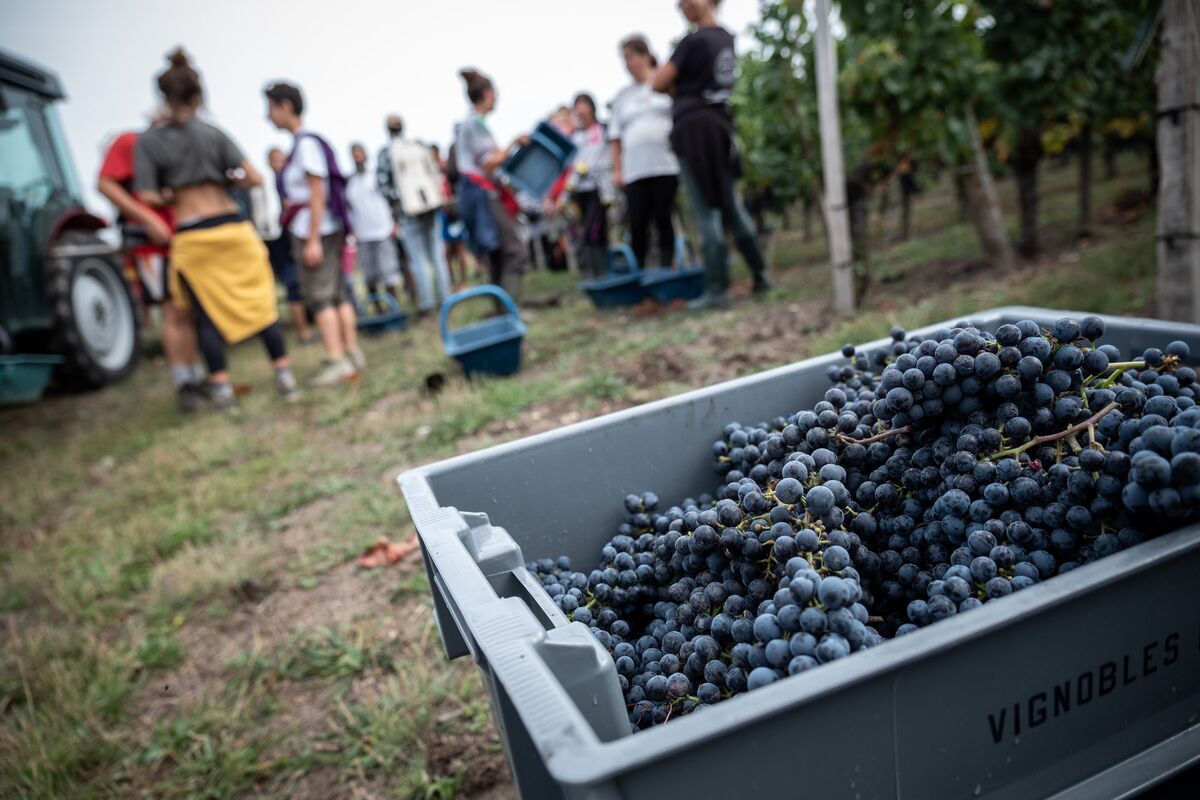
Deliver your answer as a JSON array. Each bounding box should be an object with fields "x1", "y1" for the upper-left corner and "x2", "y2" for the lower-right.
[{"x1": 48, "y1": 208, "x2": 110, "y2": 252}]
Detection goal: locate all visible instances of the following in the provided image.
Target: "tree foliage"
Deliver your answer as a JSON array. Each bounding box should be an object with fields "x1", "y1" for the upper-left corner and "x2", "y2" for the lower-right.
[
  {"x1": 733, "y1": 0, "x2": 820, "y2": 210},
  {"x1": 731, "y1": 0, "x2": 1157, "y2": 255},
  {"x1": 839, "y1": 1, "x2": 995, "y2": 169},
  {"x1": 980, "y1": 0, "x2": 1149, "y2": 153},
  {"x1": 976, "y1": 0, "x2": 1153, "y2": 253}
]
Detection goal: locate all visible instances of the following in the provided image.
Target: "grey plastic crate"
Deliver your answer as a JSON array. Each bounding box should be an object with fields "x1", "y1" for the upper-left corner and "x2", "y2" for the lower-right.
[{"x1": 397, "y1": 306, "x2": 1200, "y2": 799}]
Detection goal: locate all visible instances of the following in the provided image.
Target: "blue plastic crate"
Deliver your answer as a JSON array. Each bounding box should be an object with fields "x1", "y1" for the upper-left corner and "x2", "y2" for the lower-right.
[
  {"x1": 637, "y1": 234, "x2": 704, "y2": 302},
  {"x1": 639, "y1": 267, "x2": 705, "y2": 303},
  {"x1": 440, "y1": 285, "x2": 527, "y2": 377},
  {"x1": 501, "y1": 122, "x2": 578, "y2": 201},
  {"x1": 0, "y1": 355, "x2": 63, "y2": 405},
  {"x1": 579, "y1": 244, "x2": 646, "y2": 309},
  {"x1": 357, "y1": 293, "x2": 408, "y2": 337}
]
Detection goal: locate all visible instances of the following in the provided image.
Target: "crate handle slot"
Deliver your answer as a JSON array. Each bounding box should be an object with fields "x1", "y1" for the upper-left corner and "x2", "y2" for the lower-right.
[{"x1": 399, "y1": 470, "x2": 633, "y2": 762}]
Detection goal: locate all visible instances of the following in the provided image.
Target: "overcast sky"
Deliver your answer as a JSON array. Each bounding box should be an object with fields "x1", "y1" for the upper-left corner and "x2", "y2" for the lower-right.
[{"x1": 1, "y1": 0, "x2": 758, "y2": 221}]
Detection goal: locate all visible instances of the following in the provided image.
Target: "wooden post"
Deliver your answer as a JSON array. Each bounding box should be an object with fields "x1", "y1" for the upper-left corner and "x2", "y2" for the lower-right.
[
  {"x1": 964, "y1": 107, "x2": 1015, "y2": 272},
  {"x1": 1077, "y1": 119, "x2": 1093, "y2": 238},
  {"x1": 1157, "y1": 0, "x2": 1200, "y2": 322},
  {"x1": 814, "y1": 0, "x2": 855, "y2": 313}
]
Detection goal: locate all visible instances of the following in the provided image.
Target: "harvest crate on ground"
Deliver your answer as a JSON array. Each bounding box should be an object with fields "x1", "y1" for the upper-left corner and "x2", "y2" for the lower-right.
[{"x1": 400, "y1": 306, "x2": 1200, "y2": 800}]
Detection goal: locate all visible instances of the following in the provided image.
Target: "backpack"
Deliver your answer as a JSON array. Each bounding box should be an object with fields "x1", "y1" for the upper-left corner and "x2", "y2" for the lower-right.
[
  {"x1": 283, "y1": 132, "x2": 354, "y2": 235},
  {"x1": 388, "y1": 138, "x2": 447, "y2": 217}
]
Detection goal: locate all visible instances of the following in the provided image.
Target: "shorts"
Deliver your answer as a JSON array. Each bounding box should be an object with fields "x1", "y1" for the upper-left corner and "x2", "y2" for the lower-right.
[
  {"x1": 356, "y1": 238, "x2": 401, "y2": 288},
  {"x1": 293, "y1": 231, "x2": 347, "y2": 313},
  {"x1": 267, "y1": 234, "x2": 302, "y2": 303}
]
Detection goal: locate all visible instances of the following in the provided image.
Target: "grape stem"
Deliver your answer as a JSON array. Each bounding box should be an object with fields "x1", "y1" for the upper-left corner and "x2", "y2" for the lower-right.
[
  {"x1": 1103, "y1": 360, "x2": 1146, "y2": 371},
  {"x1": 988, "y1": 401, "x2": 1120, "y2": 461},
  {"x1": 839, "y1": 425, "x2": 912, "y2": 445}
]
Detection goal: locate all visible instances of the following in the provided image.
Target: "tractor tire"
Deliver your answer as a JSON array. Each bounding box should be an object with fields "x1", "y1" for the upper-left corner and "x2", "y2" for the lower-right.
[{"x1": 46, "y1": 234, "x2": 140, "y2": 389}]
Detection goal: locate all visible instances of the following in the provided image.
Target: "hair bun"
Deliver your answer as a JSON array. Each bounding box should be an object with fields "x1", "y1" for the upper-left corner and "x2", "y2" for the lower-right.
[{"x1": 167, "y1": 48, "x2": 190, "y2": 69}]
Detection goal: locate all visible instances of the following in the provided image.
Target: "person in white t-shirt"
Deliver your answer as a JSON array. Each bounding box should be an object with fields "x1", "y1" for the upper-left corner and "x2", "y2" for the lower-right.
[
  {"x1": 346, "y1": 143, "x2": 402, "y2": 312},
  {"x1": 265, "y1": 81, "x2": 363, "y2": 387},
  {"x1": 611, "y1": 34, "x2": 681, "y2": 271}
]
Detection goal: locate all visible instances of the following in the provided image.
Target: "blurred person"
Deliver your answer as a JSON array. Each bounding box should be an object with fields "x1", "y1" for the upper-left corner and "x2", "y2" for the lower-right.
[
  {"x1": 375, "y1": 115, "x2": 420, "y2": 308},
  {"x1": 346, "y1": 142, "x2": 403, "y2": 312},
  {"x1": 563, "y1": 93, "x2": 613, "y2": 278},
  {"x1": 97, "y1": 119, "x2": 206, "y2": 411},
  {"x1": 549, "y1": 104, "x2": 575, "y2": 137},
  {"x1": 454, "y1": 68, "x2": 531, "y2": 300},
  {"x1": 518, "y1": 189, "x2": 549, "y2": 271},
  {"x1": 377, "y1": 115, "x2": 453, "y2": 314},
  {"x1": 434, "y1": 141, "x2": 473, "y2": 289},
  {"x1": 654, "y1": 0, "x2": 770, "y2": 309},
  {"x1": 266, "y1": 146, "x2": 313, "y2": 342},
  {"x1": 611, "y1": 34, "x2": 679, "y2": 270},
  {"x1": 540, "y1": 106, "x2": 576, "y2": 273},
  {"x1": 135, "y1": 49, "x2": 297, "y2": 410},
  {"x1": 265, "y1": 81, "x2": 365, "y2": 385}
]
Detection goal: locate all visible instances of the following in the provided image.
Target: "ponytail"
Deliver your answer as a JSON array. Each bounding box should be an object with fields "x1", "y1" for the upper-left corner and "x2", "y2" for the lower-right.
[
  {"x1": 459, "y1": 68, "x2": 493, "y2": 104},
  {"x1": 157, "y1": 48, "x2": 203, "y2": 108}
]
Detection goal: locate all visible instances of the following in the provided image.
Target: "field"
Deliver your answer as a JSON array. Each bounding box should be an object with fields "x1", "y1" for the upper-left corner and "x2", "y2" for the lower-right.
[{"x1": 0, "y1": 155, "x2": 1157, "y2": 799}]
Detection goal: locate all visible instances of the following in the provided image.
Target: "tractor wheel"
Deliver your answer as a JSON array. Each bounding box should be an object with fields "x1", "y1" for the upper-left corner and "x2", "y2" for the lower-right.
[{"x1": 46, "y1": 235, "x2": 140, "y2": 389}]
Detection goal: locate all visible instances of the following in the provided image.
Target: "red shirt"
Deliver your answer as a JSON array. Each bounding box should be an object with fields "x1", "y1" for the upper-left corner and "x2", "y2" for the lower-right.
[{"x1": 100, "y1": 131, "x2": 175, "y2": 235}]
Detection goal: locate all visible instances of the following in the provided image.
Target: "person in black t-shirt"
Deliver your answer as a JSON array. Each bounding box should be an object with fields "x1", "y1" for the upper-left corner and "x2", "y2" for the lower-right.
[{"x1": 654, "y1": 0, "x2": 770, "y2": 309}]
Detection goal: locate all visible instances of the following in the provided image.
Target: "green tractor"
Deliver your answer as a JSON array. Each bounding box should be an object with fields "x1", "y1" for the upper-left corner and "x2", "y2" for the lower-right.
[{"x1": 0, "y1": 49, "x2": 138, "y2": 389}]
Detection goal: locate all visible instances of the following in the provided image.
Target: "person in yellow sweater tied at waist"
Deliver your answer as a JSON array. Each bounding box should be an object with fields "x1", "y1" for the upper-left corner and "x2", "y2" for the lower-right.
[{"x1": 135, "y1": 49, "x2": 297, "y2": 411}]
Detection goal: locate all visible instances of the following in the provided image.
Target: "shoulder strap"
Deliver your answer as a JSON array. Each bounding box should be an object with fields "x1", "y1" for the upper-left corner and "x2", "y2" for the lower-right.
[{"x1": 293, "y1": 132, "x2": 354, "y2": 235}]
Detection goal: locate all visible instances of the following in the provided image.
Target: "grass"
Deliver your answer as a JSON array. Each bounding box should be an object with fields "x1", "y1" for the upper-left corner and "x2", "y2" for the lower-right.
[{"x1": 0, "y1": 152, "x2": 1157, "y2": 798}]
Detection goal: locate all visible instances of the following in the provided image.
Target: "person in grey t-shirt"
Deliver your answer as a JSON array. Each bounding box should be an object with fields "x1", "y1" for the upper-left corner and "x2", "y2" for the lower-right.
[
  {"x1": 135, "y1": 49, "x2": 297, "y2": 409},
  {"x1": 454, "y1": 68, "x2": 531, "y2": 300}
]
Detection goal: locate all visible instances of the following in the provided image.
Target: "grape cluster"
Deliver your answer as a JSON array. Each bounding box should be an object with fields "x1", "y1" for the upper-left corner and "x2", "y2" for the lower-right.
[{"x1": 529, "y1": 317, "x2": 1199, "y2": 732}]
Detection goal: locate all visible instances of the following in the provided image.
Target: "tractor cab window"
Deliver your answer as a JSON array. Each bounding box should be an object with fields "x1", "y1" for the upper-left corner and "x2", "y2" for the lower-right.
[
  {"x1": 0, "y1": 85, "x2": 74, "y2": 221},
  {"x1": 42, "y1": 99, "x2": 81, "y2": 201}
]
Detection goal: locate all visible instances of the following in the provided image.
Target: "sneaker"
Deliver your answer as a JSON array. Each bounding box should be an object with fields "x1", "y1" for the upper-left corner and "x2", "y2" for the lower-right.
[
  {"x1": 309, "y1": 358, "x2": 358, "y2": 388},
  {"x1": 177, "y1": 382, "x2": 208, "y2": 414},
  {"x1": 686, "y1": 292, "x2": 731, "y2": 311},
  {"x1": 206, "y1": 381, "x2": 239, "y2": 412},
  {"x1": 276, "y1": 370, "x2": 301, "y2": 403},
  {"x1": 752, "y1": 276, "x2": 774, "y2": 295},
  {"x1": 347, "y1": 347, "x2": 368, "y2": 372}
]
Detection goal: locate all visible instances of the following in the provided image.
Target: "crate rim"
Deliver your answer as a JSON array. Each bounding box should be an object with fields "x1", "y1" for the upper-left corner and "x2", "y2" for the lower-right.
[{"x1": 0, "y1": 354, "x2": 65, "y2": 365}]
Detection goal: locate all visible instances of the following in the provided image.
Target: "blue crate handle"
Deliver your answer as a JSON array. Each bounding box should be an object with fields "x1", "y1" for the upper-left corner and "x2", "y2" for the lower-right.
[
  {"x1": 529, "y1": 129, "x2": 570, "y2": 163},
  {"x1": 364, "y1": 292, "x2": 402, "y2": 316},
  {"x1": 439, "y1": 285, "x2": 522, "y2": 345},
  {"x1": 608, "y1": 243, "x2": 640, "y2": 275},
  {"x1": 673, "y1": 235, "x2": 699, "y2": 269}
]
